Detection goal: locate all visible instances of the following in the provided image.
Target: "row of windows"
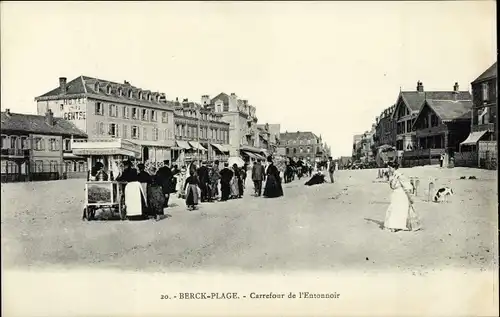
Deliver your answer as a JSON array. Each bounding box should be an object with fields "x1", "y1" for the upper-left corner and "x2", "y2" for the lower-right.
[
  {"x1": 285, "y1": 147, "x2": 316, "y2": 155},
  {"x1": 282, "y1": 139, "x2": 318, "y2": 146},
  {"x1": 175, "y1": 109, "x2": 222, "y2": 122},
  {"x1": 0, "y1": 160, "x2": 63, "y2": 174},
  {"x1": 1, "y1": 135, "x2": 62, "y2": 152},
  {"x1": 95, "y1": 122, "x2": 173, "y2": 141},
  {"x1": 95, "y1": 102, "x2": 169, "y2": 123},
  {"x1": 95, "y1": 82, "x2": 162, "y2": 102},
  {"x1": 174, "y1": 124, "x2": 228, "y2": 143}
]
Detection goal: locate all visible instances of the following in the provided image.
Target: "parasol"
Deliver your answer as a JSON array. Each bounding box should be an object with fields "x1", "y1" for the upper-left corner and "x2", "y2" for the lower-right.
[{"x1": 228, "y1": 156, "x2": 245, "y2": 167}]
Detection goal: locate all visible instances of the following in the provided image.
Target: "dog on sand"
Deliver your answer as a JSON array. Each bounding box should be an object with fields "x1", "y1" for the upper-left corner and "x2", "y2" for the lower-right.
[{"x1": 433, "y1": 187, "x2": 454, "y2": 203}]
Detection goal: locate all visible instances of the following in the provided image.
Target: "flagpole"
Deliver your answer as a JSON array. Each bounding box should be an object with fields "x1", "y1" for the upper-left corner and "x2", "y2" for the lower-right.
[{"x1": 197, "y1": 106, "x2": 200, "y2": 166}]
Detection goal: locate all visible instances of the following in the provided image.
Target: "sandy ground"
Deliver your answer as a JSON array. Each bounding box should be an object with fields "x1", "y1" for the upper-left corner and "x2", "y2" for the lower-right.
[{"x1": 1, "y1": 166, "x2": 497, "y2": 274}]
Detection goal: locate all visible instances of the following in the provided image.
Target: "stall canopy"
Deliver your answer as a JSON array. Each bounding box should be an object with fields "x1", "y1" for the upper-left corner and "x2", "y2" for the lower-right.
[
  {"x1": 189, "y1": 141, "x2": 207, "y2": 151},
  {"x1": 71, "y1": 138, "x2": 141, "y2": 158},
  {"x1": 176, "y1": 140, "x2": 192, "y2": 150},
  {"x1": 211, "y1": 143, "x2": 229, "y2": 153},
  {"x1": 460, "y1": 131, "x2": 488, "y2": 146},
  {"x1": 241, "y1": 150, "x2": 259, "y2": 159}
]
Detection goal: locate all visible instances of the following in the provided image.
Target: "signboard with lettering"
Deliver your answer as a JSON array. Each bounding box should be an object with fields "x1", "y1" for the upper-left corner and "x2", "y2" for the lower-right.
[{"x1": 63, "y1": 103, "x2": 86, "y2": 120}]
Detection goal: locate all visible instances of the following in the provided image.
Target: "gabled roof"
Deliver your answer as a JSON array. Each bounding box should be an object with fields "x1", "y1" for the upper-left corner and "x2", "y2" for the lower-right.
[
  {"x1": 211, "y1": 92, "x2": 230, "y2": 105},
  {"x1": 1, "y1": 112, "x2": 87, "y2": 137},
  {"x1": 35, "y1": 76, "x2": 174, "y2": 109},
  {"x1": 472, "y1": 62, "x2": 497, "y2": 84},
  {"x1": 413, "y1": 99, "x2": 472, "y2": 128},
  {"x1": 279, "y1": 131, "x2": 318, "y2": 142},
  {"x1": 393, "y1": 90, "x2": 472, "y2": 119}
]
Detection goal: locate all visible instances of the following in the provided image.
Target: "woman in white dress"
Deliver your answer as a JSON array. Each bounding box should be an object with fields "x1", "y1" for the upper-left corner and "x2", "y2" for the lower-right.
[{"x1": 384, "y1": 162, "x2": 421, "y2": 232}]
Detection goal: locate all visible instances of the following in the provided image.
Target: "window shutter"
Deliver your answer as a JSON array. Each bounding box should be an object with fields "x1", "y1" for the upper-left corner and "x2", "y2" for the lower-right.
[{"x1": 116, "y1": 124, "x2": 120, "y2": 138}]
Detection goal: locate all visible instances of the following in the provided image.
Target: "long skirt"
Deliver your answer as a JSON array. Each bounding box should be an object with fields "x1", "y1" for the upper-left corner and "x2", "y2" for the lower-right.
[
  {"x1": 211, "y1": 180, "x2": 219, "y2": 198},
  {"x1": 263, "y1": 174, "x2": 284, "y2": 198},
  {"x1": 230, "y1": 177, "x2": 239, "y2": 197},
  {"x1": 147, "y1": 184, "x2": 165, "y2": 216},
  {"x1": 384, "y1": 187, "x2": 421, "y2": 231},
  {"x1": 185, "y1": 184, "x2": 199, "y2": 207}
]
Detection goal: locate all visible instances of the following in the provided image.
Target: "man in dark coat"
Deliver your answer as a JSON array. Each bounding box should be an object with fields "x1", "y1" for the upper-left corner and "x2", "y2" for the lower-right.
[
  {"x1": 197, "y1": 161, "x2": 210, "y2": 202},
  {"x1": 219, "y1": 162, "x2": 233, "y2": 201},
  {"x1": 116, "y1": 160, "x2": 138, "y2": 183},
  {"x1": 251, "y1": 159, "x2": 266, "y2": 196},
  {"x1": 156, "y1": 160, "x2": 173, "y2": 208}
]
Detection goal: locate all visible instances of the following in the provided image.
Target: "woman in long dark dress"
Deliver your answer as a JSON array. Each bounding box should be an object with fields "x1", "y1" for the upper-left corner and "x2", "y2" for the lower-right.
[
  {"x1": 263, "y1": 156, "x2": 284, "y2": 198},
  {"x1": 184, "y1": 170, "x2": 200, "y2": 210},
  {"x1": 148, "y1": 169, "x2": 166, "y2": 221}
]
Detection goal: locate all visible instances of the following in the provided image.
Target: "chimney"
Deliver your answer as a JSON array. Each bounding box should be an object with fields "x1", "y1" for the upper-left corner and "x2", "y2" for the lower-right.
[
  {"x1": 59, "y1": 77, "x2": 67, "y2": 94},
  {"x1": 416, "y1": 81, "x2": 424, "y2": 92},
  {"x1": 124, "y1": 80, "x2": 130, "y2": 85},
  {"x1": 453, "y1": 82, "x2": 459, "y2": 92},
  {"x1": 159, "y1": 93, "x2": 166, "y2": 102},
  {"x1": 5, "y1": 108, "x2": 11, "y2": 116},
  {"x1": 45, "y1": 109, "x2": 54, "y2": 126}
]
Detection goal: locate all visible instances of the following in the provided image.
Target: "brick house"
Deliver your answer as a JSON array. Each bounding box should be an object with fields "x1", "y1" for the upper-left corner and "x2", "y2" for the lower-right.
[
  {"x1": 392, "y1": 81, "x2": 472, "y2": 164},
  {"x1": 459, "y1": 62, "x2": 497, "y2": 169},
  {"x1": 404, "y1": 99, "x2": 472, "y2": 166}
]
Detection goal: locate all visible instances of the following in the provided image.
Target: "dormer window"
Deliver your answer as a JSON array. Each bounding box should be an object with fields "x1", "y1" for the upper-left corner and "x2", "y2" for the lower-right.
[
  {"x1": 118, "y1": 87, "x2": 123, "y2": 96},
  {"x1": 138, "y1": 90, "x2": 143, "y2": 99},
  {"x1": 128, "y1": 89, "x2": 133, "y2": 98},
  {"x1": 94, "y1": 82, "x2": 100, "y2": 92},
  {"x1": 147, "y1": 93, "x2": 151, "y2": 101},
  {"x1": 106, "y1": 85, "x2": 112, "y2": 94}
]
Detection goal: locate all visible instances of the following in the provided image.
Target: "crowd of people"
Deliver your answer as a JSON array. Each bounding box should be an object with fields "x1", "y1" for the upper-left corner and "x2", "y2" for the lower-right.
[{"x1": 88, "y1": 155, "x2": 285, "y2": 220}]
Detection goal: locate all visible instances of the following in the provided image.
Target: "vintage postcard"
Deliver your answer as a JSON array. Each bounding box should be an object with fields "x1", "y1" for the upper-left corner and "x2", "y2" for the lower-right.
[{"x1": 1, "y1": 1, "x2": 498, "y2": 316}]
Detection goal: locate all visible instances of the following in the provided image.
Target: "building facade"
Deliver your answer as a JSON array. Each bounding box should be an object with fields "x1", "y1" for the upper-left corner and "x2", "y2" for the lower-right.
[
  {"x1": 34, "y1": 76, "x2": 176, "y2": 168},
  {"x1": 374, "y1": 105, "x2": 396, "y2": 148},
  {"x1": 459, "y1": 62, "x2": 497, "y2": 169},
  {"x1": 403, "y1": 99, "x2": 472, "y2": 167},
  {"x1": 392, "y1": 81, "x2": 472, "y2": 163},
  {"x1": 173, "y1": 98, "x2": 230, "y2": 165},
  {"x1": 278, "y1": 131, "x2": 326, "y2": 163},
  {"x1": 256, "y1": 123, "x2": 280, "y2": 154},
  {"x1": 202, "y1": 93, "x2": 266, "y2": 160},
  {"x1": 1, "y1": 109, "x2": 87, "y2": 182}
]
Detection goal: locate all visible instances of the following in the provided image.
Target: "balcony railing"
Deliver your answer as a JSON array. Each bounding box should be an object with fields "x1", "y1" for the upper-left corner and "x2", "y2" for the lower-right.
[
  {"x1": 471, "y1": 123, "x2": 495, "y2": 133},
  {"x1": 1, "y1": 148, "x2": 30, "y2": 157}
]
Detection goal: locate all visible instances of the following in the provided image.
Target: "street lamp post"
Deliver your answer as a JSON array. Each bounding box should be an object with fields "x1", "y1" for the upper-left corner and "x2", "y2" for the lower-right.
[{"x1": 197, "y1": 107, "x2": 201, "y2": 166}]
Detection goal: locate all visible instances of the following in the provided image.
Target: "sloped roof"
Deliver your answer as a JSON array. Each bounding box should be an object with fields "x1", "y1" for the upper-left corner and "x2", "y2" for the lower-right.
[
  {"x1": 211, "y1": 92, "x2": 230, "y2": 105},
  {"x1": 413, "y1": 99, "x2": 472, "y2": 127},
  {"x1": 1, "y1": 112, "x2": 87, "y2": 137},
  {"x1": 472, "y1": 62, "x2": 497, "y2": 84},
  {"x1": 400, "y1": 91, "x2": 472, "y2": 113},
  {"x1": 425, "y1": 99, "x2": 472, "y2": 121},
  {"x1": 280, "y1": 131, "x2": 318, "y2": 142},
  {"x1": 35, "y1": 76, "x2": 174, "y2": 108}
]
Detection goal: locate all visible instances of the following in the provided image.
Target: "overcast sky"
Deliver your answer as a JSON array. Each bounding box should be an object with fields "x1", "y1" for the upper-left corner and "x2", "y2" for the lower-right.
[{"x1": 1, "y1": 1, "x2": 496, "y2": 157}]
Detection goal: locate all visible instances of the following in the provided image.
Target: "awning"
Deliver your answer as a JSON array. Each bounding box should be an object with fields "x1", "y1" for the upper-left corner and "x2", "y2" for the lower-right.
[
  {"x1": 72, "y1": 148, "x2": 139, "y2": 157},
  {"x1": 63, "y1": 152, "x2": 85, "y2": 159},
  {"x1": 240, "y1": 145, "x2": 263, "y2": 153},
  {"x1": 460, "y1": 131, "x2": 488, "y2": 146},
  {"x1": 176, "y1": 140, "x2": 192, "y2": 150},
  {"x1": 211, "y1": 143, "x2": 229, "y2": 153},
  {"x1": 189, "y1": 141, "x2": 207, "y2": 151},
  {"x1": 241, "y1": 150, "x2": 260, "y2": 159}
]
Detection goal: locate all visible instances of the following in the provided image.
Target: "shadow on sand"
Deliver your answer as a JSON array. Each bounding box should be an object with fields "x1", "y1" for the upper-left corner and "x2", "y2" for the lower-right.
[{"x1": 364, "y1": 218, "x2": 384, "y2": 229}]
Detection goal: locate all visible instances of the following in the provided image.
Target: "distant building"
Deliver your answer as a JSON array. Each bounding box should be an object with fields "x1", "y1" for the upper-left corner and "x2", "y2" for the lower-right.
[
  {"x1": 352, "y1": 134, "x2": 363, "y2": 159},
  {"x1": 278, "y1": 131, "x2": 326, "y2": 163},
  {"x1": 374, "y1": 105, "x2": 396, "y2": 148},
  {"x1": 202, "y1": 93, "x2": 266, "y2": 161},
  {"x1": 34, "y1": 76, "x2": 176, "y2": 167},
  {"x1": 392, "y1": 81, "x2": 472, "y2": 164},
  {"x1": 173, "y1": 98, "x2": 230, "y2": 166},
  {"x1": 1, "y1": 109, "x2": 87, "y2": 182},
  {"x1": 256, "y1": 123, "x2": 280, "y2": 154}
]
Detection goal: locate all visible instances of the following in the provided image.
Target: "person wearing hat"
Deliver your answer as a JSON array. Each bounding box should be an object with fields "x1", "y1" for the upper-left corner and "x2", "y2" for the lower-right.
[
  {"x1": 116, "y1": 160, "x2": 138, "y2": 183},
  {"x1": 263, "y1": 155, "x2": 284, "y2": 198},
  {"x1": 197, "y1": 161, "x2": 210, "y2": 202},
  {"x1": 156, "y1": 160, "x2": 174, "y2": 208}
]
